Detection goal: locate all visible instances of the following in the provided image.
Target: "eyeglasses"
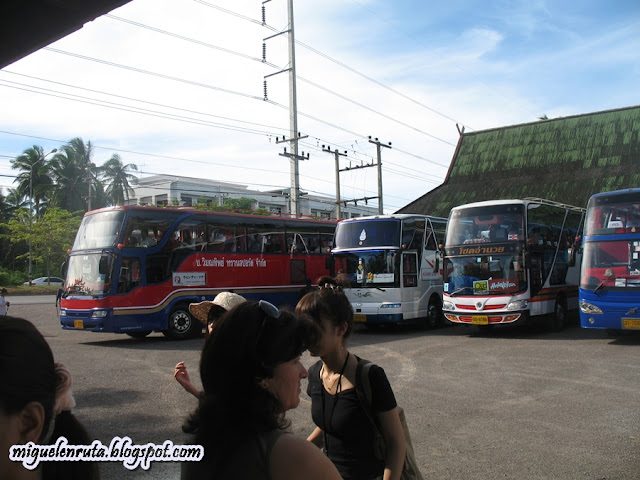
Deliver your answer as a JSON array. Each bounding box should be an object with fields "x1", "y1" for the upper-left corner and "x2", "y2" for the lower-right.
[{"x1": 256, "y1": 300, "x2": 280, "y2": 350}]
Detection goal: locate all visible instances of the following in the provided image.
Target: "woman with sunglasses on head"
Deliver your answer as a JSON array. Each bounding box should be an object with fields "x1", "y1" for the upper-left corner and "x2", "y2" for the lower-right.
[
  {"x1": 174, "y1": 292, "x2": 246, "y2": 399},
  {"x1": 0, "y1": 316, "x2": 98, "y2": 480},
  {"x1": 181, "y1": 300, "x2": 341, "y2": 480},
  {"x1": 296, "y1": 276, "x2": 406, "y2": 480}
]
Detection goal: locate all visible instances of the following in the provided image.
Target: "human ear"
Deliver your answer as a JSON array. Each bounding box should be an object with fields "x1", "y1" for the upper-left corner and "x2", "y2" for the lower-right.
[{"x1": 17, "y1": 402, "x2": 45, "y2": 443}]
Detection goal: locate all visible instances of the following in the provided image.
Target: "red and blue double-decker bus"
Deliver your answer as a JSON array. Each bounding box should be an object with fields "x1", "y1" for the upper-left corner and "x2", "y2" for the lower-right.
[
  {"x1": 580, "y1": 188, "x2": 640, "y2": 334},
  {"x1": 59, "y1": 206, "x2": 336, "y2": 338}
]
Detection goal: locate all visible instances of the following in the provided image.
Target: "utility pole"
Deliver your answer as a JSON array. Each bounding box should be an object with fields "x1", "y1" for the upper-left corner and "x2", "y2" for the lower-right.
[
  {"x1": 263, "y1": 0, "x2": 305, "y2": 216},
  {"x1": 322, "y1": 145, "x2": 347, "y2": 219},
  {"x1": 368, "y1": 137, "x2": 392, "y2": 214}
]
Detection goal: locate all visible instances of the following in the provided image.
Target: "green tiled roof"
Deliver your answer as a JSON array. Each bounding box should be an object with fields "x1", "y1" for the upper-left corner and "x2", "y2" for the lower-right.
[{"x1": 397, "y1": 105, "x2": 640, "y2": 217}]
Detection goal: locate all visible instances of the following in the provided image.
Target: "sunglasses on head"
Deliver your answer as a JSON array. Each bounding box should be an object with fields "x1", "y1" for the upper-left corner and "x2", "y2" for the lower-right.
[{"x1": 256, "y1": 300, "x2": 280, "y2": 349}]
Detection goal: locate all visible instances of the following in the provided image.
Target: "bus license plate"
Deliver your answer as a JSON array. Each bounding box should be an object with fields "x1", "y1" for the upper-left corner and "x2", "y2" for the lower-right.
[
  {"x1": 354, "y1": 314, "x2": 367, "y2": 323},
  {"x1": 622, "y1": 318, "x2": 640, "y2": 330},
  {"x1": 74, "y1": 319, "x2": 84, "y2": 329},
  {"x1": 472, "y1": 315, "x2": 489, "y2": 325}
]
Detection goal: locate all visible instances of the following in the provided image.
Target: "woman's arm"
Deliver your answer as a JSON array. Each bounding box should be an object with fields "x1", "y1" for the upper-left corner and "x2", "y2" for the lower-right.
[
  {"x1": 377, "y1": 408, "x2": 406, "y2": 480},
  {"x1": 270, "y1": 434, "x2": 341, "y2": 480},
  {"x1": 306, "y1": 426, "x2": 324, "y2": 448},
  {"x1": 174, "y1": 362, "x2": 203, "y2": 399}
]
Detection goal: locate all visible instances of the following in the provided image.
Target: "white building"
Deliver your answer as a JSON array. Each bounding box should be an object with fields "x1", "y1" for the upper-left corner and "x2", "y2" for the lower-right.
[{"x1": 127, "y1": 174, "x2": 377, "y2": 220}]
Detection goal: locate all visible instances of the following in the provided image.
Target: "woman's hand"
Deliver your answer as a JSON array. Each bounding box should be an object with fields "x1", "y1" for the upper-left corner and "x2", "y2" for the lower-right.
[{"x1": 174, "y1": 362, "x2": 202, "y2": 399}]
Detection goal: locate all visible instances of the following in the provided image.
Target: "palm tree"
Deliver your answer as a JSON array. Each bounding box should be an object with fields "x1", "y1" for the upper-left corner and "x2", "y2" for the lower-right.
[
  {"x1": 101, "y1": 154, "x2": 138, "y2": 206},
  {"x1": 10, "y1": 145, "x2": 55, "y2": 218},
  {"x1": 50, "y1": 137, "x2": 104, "y2": 212}
]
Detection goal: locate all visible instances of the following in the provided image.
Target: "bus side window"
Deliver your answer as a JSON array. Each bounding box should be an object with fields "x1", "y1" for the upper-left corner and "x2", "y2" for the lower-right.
[
  {"x1": 146, "y1": 253, "x2": 171, "y2": 284},
  {"x1": 118, "y1": 258, "x2": 141, "y2": 293}
]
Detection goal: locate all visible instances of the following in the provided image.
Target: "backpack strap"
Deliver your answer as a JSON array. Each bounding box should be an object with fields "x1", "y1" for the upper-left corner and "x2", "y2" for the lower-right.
[
  {"x1": 355, "y1": 357, "x2": 386, "y2": 461},
  {"x1": 355, "y1": 357, "x2": 380, "y2": 430}
]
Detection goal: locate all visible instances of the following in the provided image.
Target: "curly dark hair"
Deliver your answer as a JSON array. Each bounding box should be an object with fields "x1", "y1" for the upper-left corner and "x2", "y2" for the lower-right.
[{"x1": 183, "y1": 301, "x2": 317, "y2": 466}]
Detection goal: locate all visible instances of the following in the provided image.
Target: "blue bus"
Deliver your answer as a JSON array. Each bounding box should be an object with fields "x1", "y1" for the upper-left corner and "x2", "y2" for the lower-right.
[{"x1": 580, "y1": 188, "x2": 640, "y2": 333}]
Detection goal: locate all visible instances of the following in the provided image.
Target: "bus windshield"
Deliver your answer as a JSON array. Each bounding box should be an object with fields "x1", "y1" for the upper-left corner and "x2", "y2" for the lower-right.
[
  {"x1": 585, "y1": 191, "x2": 640, "y2": 236},
  {"x1": 580, "y1": 240, "x2": 640, "y2": 290},
  {"x1": 444, "y1": 251, "x2": 527, "y2": 296},
  {"x1": 334, "y1": 219, "x2": 400, "y2": 249},
  {"x1": 334, "y1": 250, "x2": 399, "y2": 288},
  {"x1": 446, "y1": 204, "x2": 525, "y2": 246},
  {"x1": 65, "y1": 252, "x2": 115, "y2": 296},
  {"x1": 73, "y1": 210, "x2": 126, "y2": 250}
]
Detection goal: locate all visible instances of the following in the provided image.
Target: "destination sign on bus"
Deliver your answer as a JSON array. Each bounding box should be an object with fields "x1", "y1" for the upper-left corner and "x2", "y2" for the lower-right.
[{"x1": 457, "y1": 245, "x2": 506, "y2": 255}]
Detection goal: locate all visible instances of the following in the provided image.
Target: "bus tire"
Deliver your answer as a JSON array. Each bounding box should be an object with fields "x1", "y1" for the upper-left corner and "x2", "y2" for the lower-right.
[
  {"x1": 550, "y1": 298, "x2": 567, "y2": 332},
  {"x1": 126, "y1": 331, "x2": 151, "y2": 339},
  {"x1": 422, "y1": 298, "x2": 443, "y2": 329},
  {"x1": 164, "y1": 305, "x2": 199, "y2": 339}
]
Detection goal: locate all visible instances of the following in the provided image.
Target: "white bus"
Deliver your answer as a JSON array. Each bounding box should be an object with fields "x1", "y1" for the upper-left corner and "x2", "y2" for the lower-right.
[
  {"x1": 332, "y1": 214, "x2": 447, "y2": 329},
  {"x1": 442, "y1": 198, "x2": 584, "y2": 331}
]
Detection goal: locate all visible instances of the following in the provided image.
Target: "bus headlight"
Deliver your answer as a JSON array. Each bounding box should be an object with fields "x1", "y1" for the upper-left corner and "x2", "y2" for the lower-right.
[
  {"x1": 442, "y1": 301, "x2": 455, "y2": 311},
  {"x1": 380, "y1": 303, "x2": 401, "y2": 309},
  {"x1": 59, "y1": 309, "x2": 66, "y2": 316},
  {"x1": 507, "y1": 300, "x2": 528, "y2": 311},
  {"x1": 91, "y1": 310, "x2": 108, "y2": 318},
  {"x1": 579, "y1": 301, "x2": 602, "y2": 314}
]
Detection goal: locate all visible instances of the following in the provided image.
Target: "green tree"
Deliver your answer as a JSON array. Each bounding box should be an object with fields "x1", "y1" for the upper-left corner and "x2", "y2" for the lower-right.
[
  {"x1": 50, "y1": 138, "x2": 104, "y2": 212},
  {"x1": 2, "y1": 207, "x2": 81, "y2": 279},
  {"x1": 223, "y1": 197, "x2": 255, "y2": 211},
  {"x1": 10, "y1": 145, "x2": 55, "y2": 218},
  {"x1": 101, "y1": 154, "x2": 138, "y2": 206}
]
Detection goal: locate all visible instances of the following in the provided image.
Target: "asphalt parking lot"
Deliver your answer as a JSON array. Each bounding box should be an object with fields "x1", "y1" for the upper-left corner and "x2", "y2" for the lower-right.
[{"x1": 6, "y1": 298, "x2": 640, "y2": 479}]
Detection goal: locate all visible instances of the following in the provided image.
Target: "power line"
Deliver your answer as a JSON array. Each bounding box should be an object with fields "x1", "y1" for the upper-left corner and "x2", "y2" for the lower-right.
[{"x1": 101, "y1": 14, "x2": 456, "y2": 147}]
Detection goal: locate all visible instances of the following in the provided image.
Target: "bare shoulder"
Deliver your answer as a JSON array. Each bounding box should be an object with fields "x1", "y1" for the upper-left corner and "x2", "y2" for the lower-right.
[{"x1": 270, "y1": 434, "x2": 341, "y2": 480}]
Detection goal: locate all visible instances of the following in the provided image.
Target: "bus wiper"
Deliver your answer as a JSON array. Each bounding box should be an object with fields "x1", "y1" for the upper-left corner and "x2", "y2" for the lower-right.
[
  {"x1": 450, "y1": 286, "x2": 472, "y2": 296},
  {"x1": 594, "y1": 280, "x2": 608, "y2": 295},
  {"x1": 376, "y1": 287, "x2": 386, "y2": 292}
]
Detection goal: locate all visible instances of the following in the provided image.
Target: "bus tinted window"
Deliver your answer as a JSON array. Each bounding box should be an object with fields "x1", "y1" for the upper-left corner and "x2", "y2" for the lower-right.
[
  {"x1": 73, "y1": 210, "x2": 125, "y2": 250},
  {"x1": 585, "y1": 191, "x2": 640, "y2": 235},
  {"x1": 335, "y1": 220, "x2": 400, "y2": 248}
]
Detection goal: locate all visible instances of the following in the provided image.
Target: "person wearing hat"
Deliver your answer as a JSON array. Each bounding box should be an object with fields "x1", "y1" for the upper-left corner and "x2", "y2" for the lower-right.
[
  {"x1": 0, "y1": 288, "x2": 9, "y2": 316},
  {"x1": 174, "y1": 292, "x2": 246, "y2": 399}
]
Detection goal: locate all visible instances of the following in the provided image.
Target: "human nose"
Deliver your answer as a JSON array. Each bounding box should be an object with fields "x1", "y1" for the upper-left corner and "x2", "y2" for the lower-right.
[{"x1": 300, "y1": 364, "x2": 309, "y2": 379}]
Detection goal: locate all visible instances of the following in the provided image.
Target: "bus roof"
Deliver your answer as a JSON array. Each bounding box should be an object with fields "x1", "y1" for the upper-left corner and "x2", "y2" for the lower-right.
[
  {"x1": 337, "y1": 213, "x2": 447, "y2": 223},
  {"x1": 588, "y1": 188, "x2": 640, "y2": 199},
  {"x1": 81, "y1": 205, "x2": 337, "y2": 225},
  {"x1": 450, "y1": 198, "x2": 585, "y2": 213}
]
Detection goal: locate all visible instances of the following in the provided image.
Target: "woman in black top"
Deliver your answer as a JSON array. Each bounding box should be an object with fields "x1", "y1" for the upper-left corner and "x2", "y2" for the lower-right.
[{"x1": 296, "y1": 276, "x2": 406, "y2": 480}]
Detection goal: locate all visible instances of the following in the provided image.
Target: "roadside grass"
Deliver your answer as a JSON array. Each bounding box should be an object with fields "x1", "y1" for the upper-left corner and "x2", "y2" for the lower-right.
[{"x1": 2, "y1": 285, "x2": 61, "y2": 295}]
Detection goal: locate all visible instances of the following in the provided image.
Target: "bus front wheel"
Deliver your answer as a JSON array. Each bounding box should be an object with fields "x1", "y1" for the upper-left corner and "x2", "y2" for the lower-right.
[
  {"x1": 164, "y1": 306, "x2": 199, "y2": 339},
  {"x1": 420, "y1": 299, "x2": 443, "y2": 330}
]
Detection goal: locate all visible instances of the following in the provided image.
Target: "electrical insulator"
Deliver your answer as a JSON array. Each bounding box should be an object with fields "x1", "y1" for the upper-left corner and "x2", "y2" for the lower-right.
[
  {"x1": 263, "y1": 80, "x2": 268, "y2": 101},
  {"x1": 262, "y1": 6, "x2": 266, "y2": 24},
  {"x1": 262, "y1": 43, "x2": 266, "y2": 62}
]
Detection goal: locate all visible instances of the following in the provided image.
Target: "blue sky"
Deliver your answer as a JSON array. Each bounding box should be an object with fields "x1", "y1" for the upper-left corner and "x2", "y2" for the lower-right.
[{"x1": 1, "y1": 0, "x2": 638, "y2": 213}]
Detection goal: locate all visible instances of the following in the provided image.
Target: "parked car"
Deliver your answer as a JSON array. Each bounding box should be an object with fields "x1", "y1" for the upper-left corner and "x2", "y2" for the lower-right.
[{"x1": 23, "y1": 276, "x2": 64, "y2": 286}]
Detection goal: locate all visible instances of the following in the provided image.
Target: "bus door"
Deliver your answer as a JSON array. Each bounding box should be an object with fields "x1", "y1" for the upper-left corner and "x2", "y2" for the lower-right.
[{"x1": 422, "y1": 218, "x2": 441, "y2": 281}]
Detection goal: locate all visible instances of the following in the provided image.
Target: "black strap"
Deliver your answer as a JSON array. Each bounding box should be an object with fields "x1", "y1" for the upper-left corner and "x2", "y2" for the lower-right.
[{"x1": 355, "y1": 357, "x2": 381, "y2": 434}]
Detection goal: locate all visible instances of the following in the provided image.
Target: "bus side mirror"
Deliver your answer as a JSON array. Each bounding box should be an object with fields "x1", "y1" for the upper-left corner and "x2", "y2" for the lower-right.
[
  {"x1": 567, "y1": 246, "x2": 576, "y2": 267},
  {"x1": 434, "y1": 255, "x2": 439, "y2": 273},
  {"x1": 99, "y1": 255, "x2": 111, "y2": 275}
]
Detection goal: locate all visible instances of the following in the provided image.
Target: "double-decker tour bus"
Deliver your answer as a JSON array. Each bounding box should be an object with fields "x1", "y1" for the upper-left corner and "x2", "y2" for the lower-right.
[
  {"x1": 59, "y1": 206, "x2": 336, "y2": 338},
  {"x1": 579, "y1": 188, "x2": 640, "y2": 333},
  {"x1": 442, "y1": 198, "x2": 585, "y2": 331},
  {"x1": 331, "y1": 214, "x2": 447, "y2": 329}
]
